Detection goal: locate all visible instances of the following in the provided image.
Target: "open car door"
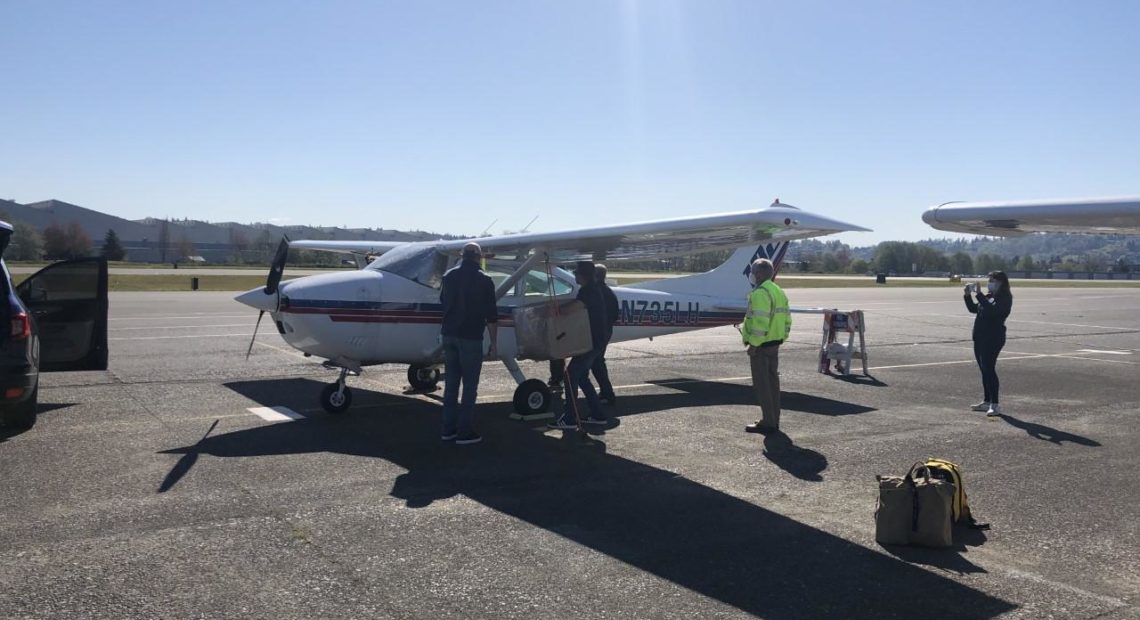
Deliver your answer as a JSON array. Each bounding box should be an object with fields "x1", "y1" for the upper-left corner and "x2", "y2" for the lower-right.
[{"x1": 16, "y1": 258, "x2": 109, "y2": 371}]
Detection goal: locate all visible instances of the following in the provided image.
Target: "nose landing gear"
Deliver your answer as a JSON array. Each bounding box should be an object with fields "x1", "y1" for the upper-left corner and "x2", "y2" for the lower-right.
[{"x1": 320, "y1": 362, "x2": 360, "y2": 414}]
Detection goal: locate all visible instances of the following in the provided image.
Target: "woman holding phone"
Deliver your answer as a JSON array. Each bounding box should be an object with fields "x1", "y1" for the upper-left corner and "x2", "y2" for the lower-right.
[{"x1": 964, "y1": 271, "x2": 1013, "y2": 416}]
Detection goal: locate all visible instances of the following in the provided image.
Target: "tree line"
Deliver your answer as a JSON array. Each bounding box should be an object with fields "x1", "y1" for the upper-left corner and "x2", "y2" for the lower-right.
[
  {"x1": 0, "y1": 214, "x2": 1134, "y2": 273},
  {"x1": 799, "y1": 240, "x2": 1131, "y2": 275}
]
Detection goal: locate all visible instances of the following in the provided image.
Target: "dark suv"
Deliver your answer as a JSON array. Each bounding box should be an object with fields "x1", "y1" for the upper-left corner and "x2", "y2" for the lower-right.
[{"x1": 0, "y1": 221, "x2": 109, "y2": 431}]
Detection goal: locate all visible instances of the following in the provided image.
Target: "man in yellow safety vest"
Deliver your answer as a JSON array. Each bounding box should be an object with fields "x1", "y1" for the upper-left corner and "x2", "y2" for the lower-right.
[{"x1": 741, "y1": 258, "x2": 791, "y2": 434}]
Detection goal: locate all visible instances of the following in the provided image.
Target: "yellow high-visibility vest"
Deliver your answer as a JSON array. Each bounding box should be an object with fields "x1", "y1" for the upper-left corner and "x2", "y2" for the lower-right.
[{"x1": 742, "y1": 280, "x2": 791, "y2": 346}]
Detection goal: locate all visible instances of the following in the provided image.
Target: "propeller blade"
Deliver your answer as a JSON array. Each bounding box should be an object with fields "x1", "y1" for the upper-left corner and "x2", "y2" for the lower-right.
[
  {"x1": 264, "y1": 236, "x2": 290, "y2": 295},
  {"x1": 246, "y1": 310, "x2": 264, "y2": 360}
]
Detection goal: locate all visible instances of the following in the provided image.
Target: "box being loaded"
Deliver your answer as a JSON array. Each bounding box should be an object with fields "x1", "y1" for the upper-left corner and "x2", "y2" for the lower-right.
[{"x1": 512, "y1": 300, "x2": 593, "y2": 361}]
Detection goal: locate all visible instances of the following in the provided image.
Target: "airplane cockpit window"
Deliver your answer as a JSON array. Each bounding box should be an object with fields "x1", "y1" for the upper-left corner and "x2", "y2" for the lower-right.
[
  {"x1": 520, "y1": 268, "x2": 573, "y2": 296},
  {"x1": 484, "y1": 265, "x2": 574, "y2": 297},
  {"x1": 366, "y1": 244, "x2": 448, "y2": 288}
]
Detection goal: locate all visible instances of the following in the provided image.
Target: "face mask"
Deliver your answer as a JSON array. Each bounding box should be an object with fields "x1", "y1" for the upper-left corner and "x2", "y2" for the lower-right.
[
  {"x1": 748, "y1": 271, "x2": 758, "y2": 286},
  {"x1": 988, "y1": 280, "x2": 1001, "y2": 293}
]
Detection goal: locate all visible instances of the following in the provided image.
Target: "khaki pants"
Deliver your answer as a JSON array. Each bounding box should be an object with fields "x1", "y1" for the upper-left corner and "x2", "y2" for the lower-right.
[{"x1": 749, "y1": 345, "x2": 781, "y2": 429}]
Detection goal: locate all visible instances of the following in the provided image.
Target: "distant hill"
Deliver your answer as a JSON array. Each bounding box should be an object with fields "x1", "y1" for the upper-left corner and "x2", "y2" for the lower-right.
[{"x1": 0, "y1": 197, "x2": 457, "y2": 262}]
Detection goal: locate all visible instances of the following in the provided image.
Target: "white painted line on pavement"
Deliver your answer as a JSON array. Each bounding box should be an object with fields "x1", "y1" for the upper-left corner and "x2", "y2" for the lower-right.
[
  {"x1": 1075, "y1": 349, "x2": 1132, "y2": 355},
  {"x1": 1052, "y1": 354, "x2": 1139, "y2": 365},
  {"x1": 254, "y1": 340, "x2": 312, "y2": 359},
  {"x1": 248, "y1": 406, "x2": 305, "y2": 422},
  {"x1": 110, "y1": 333, "x2": 252, "y2": 341},
  {"x1": 110, "y1": 324, "x2": 251, "y2": 332},
  {"x1": 867, "y1": 355, "x2": 1049, "y2": 371},
  {"x1": 921, "y1": 313, "x2": 1127, "y2": 331},
  {"x1": 110, "y1": 314, "x2": 251, "y2": 321}
]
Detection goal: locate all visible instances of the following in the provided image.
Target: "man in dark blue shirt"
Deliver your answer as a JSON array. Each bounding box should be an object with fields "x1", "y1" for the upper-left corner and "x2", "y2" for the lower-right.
[
  {"x1": 439, "y1": 242, "x2": 499, "y2": 445},
  {"x1": 591, "y1": 263, "x2": 620, "y2": 404},
  {"x1": 550, "y1": 261, "x2": 609, "y2": 429}
]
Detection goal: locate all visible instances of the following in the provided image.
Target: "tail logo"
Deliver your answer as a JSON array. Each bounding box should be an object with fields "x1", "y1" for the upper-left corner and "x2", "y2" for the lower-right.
[{"x1": 742, "y1": 242, "x2": 789, "y2": 279}]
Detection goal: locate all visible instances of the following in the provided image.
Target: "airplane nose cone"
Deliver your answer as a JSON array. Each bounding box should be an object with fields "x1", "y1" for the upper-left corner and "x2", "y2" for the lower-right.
[{"x1": 235, "y1": 286, "x2": 279, "y2": 312}]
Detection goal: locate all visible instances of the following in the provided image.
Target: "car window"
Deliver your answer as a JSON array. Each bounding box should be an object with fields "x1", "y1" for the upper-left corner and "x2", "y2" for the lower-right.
[{"x1": 18, "y1": 261, "x2": 100, "y2": 302}]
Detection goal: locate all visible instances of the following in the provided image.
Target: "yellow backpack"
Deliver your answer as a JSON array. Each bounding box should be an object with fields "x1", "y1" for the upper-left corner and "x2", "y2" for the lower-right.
[{"x1": 925, "y1": 458, "x2": 989, "y2": 530}]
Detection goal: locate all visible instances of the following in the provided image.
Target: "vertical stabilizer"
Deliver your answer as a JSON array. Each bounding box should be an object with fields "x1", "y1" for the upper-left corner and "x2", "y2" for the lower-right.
[{"x1": 630, "y1": 241, "x2": 789, "y2": 298}]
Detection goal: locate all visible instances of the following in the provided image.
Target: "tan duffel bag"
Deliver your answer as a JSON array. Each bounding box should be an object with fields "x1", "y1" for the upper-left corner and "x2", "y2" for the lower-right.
[{"x1": 875, "y1": 462, "x2": 955, "y2": 548}]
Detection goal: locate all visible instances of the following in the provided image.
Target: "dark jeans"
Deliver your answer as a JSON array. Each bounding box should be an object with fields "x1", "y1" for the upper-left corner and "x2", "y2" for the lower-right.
[
  {"x1": 567, "y1": 349, "x2": 604, "y2": 421},
  {"x1": 555, "y1": 345, "x2": 613, "y2": 393},
  {"x1": 442, "y1": 336, "x2": 484, "y2": 436},
  {"x1": 590, "y1": 343, "x2": 614, "y2": 398},
  {"x1": 973, "y1": 336, "x2": 1005, "y2": 404},
  {"x1": 549, "y1": 358, "x2": 566, "y2": 384}
]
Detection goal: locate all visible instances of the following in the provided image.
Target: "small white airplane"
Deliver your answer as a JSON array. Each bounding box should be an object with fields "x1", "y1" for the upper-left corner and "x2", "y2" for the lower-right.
[
  {"x1": 236, "y1": 201, "x2": 869, "y2": 416},
  {"x1": 923, "y1": 196, "x2": 1140, "y2": 236}
]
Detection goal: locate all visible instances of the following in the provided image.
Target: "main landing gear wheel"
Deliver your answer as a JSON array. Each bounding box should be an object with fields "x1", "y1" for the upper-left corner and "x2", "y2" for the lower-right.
[
  {"x1": 513, "y1": 379, "x2": 552, "y2": 416},
  {"x1": 320, "y1": 383, "x2": 353, "y2": 414},
  {"x1": 407, "y1": 365, "x2": 441, "y2": 391}
]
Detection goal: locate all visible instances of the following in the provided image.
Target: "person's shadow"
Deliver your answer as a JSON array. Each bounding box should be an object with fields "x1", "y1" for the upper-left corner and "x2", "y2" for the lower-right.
[
  {"x1": 998, "y1": 414, "x2": 1101, "y2": 447},
  {"x1": 762, "y1": 431, "x2": 828, "y2": 481}
]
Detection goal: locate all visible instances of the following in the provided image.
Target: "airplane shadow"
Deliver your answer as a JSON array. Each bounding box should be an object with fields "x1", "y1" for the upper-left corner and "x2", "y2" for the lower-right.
[
  {"x1": 998, "y1": 414, "x2": 1102, "y2": 447},
  {"x1": 156, "y1": 378, "x2": 1017, "y2": 619},
  {"x1": 628, "y1": 379, "x2": 877, "y2": 417}
]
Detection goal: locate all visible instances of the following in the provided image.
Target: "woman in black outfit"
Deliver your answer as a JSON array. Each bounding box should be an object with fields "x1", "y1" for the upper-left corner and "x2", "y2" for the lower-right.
[{"x1": 964, "y1": 271, "x2": 1013, "y2": 416}]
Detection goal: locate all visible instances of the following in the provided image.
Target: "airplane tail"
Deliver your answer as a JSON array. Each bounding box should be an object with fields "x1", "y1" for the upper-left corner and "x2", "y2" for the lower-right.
[{"x1": 630, "y1": 241, "x2": 789, "y2": 298}]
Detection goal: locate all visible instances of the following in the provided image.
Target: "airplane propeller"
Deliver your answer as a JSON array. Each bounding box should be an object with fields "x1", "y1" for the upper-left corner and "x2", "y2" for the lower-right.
[
  {"x1": 265, "y1": 236, "x2": 290, "y2": 295},
  {"x1": 245, "y1": 236, "x2": 290, "y2": 359}
]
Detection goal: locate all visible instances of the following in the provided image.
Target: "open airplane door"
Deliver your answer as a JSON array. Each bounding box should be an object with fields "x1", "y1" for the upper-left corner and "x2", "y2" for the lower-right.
[{"x1": 16, "y1": 258, "x2": 109, "y2": 371}]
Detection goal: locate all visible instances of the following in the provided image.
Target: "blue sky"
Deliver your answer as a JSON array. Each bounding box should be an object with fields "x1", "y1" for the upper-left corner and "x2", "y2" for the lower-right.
[{"x1": 2, "y1": 1, "x2": 1138, "y2": 245}]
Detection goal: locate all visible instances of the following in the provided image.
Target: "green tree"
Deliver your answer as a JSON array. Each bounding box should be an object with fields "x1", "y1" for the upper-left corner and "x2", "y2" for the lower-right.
[
  {"x1": 176, "y1": 235, "x2": 195, "y2": 261},
  {"x1": 101, "y1": 229, "x2": 126, "y2": 261},
  {"x1": 1017, "y1": 255, "x2": 1035, "y2": 271},
  {"x1": 849, "y1": 258, "x2": 869, "y2": 274},
  {"x1": 42, "y1": 222, "x2": 91, "y2": 260},
  {"x1": 950, "y1": 251, "x2": 973, "y2": 275},
  {"x1": 229, "y1": 228, "x2": 249, "y2": 263},
  {"x1": 158, "y1": 219, "x2": 170, "y2": 262},
  {"x1": 7, "y1": 221, "x2": 44, "y2": 260},
  {"x1": 820, "y1": 252, "x2": 840, "y2": 273}
]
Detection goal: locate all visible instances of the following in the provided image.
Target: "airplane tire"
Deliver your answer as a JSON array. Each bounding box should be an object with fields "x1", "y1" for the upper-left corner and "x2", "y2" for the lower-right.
[
  {"x1": 513, "y1": 379, "x2": 552, "y2": 416},
  {"x1": 320, "y1": 383, "x2": 353, "y2": 414},
  {"x1": 407, "y1": 365, "x2": 441, "y2": 391}
]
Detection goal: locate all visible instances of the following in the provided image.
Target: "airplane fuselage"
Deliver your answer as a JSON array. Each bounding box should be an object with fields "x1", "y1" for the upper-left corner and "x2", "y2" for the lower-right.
[{"x1": 269, "y1": 270, "x2": 743, "y2": 366}]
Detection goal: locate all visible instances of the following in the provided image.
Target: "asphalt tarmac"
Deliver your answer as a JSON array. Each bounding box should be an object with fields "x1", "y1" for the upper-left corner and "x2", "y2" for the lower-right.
[{"x1": 2, "y1": 287, "x2": 1138, "y2": 619}]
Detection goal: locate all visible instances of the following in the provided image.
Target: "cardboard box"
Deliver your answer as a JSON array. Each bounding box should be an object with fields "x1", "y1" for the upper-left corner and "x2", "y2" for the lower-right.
[{"x1": 513, "y1": 300, "x2": 593, "y2": 361}]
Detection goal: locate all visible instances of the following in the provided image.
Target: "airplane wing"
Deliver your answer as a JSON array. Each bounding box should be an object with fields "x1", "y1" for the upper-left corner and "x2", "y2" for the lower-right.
[
  {"x1": 435, "y1": 201, "x2": 870, "y2": 261},
  {"x1": 922, "y1": 196, "x2": 1140, "y2": 236},
  {"x1": 288, "y1": 240, "x2": 408, "y2": 255}
]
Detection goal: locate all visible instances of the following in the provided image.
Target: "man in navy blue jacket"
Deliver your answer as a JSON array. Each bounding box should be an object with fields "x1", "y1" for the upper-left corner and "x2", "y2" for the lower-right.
[
  {"x1": 439, "y1": 242, "x2": 499, "y2": 444},
  {"x1": 550, "y1": 261, "x2": 609, "y2": 429}
]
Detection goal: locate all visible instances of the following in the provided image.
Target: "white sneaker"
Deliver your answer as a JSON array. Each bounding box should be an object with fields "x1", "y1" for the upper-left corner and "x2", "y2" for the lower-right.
[
  {"x1": 547, "y1": 417, "x2": 577, "y2": 431},
  {"x1": 971, "y1": 401, "x2": 990, "y2": 412},
  {"x1": 986, "y1": 403, "x2": 1002, "y2": 417}
]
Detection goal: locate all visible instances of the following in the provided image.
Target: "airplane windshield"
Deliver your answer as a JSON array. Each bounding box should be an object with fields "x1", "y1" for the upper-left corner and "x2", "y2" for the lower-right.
[{"x1": 366, "y1": 244, "x2": 448, "y2": 288}]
